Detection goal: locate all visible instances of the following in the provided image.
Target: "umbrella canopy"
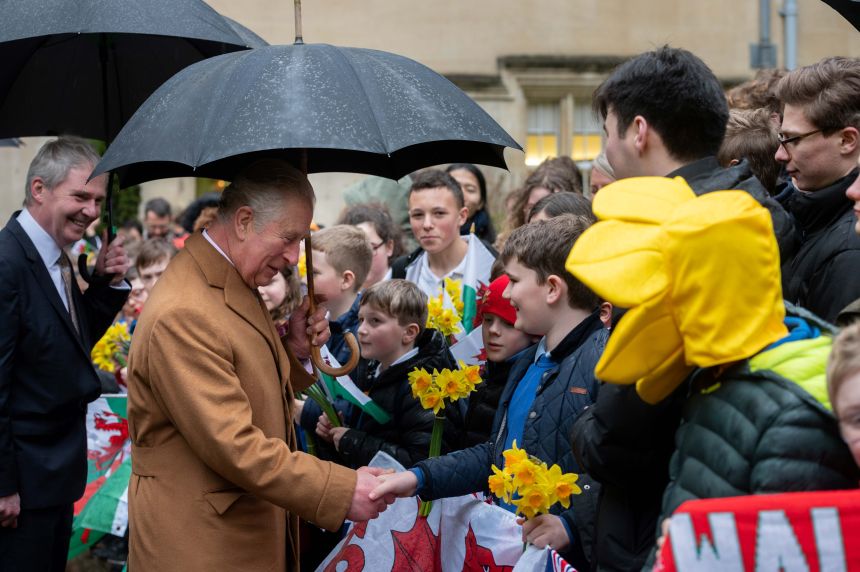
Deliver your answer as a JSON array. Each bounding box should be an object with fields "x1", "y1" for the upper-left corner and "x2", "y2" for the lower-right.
[
  {"x1": 0, "y1": 0, "x2": 266, "y2": 142},
  {"x1": 92, "y1": 43, "x2": 521, "y2": 186},
  {"x1": 821, "y1": 0, "x2": 860, "y2": 32}
]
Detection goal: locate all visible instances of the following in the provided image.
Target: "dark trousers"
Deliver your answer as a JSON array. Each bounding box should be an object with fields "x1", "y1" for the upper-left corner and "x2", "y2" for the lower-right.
[{"x1": 0, "y1": 504, "x2": 73, "y2": 572}]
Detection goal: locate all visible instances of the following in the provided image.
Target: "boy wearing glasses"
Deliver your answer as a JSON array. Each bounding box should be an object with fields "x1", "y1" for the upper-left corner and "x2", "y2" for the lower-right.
[{"x1": 775, "y1": 56, "x2": 860, "y2": 323}]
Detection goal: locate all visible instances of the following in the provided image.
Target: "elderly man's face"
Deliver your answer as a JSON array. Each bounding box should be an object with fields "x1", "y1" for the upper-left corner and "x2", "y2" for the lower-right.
[{"x1": 234, "y1": 194, "x2": 313, "y2": 289}]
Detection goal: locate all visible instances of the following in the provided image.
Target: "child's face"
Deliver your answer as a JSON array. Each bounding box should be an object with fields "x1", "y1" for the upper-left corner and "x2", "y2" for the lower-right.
[
  {"x1": 258, "y1": 272, "x2": 287, "y2": 311},
  {"x1": 357, "y1": 304, "x2": 411, "y2": 366},
  {"x1": 311, "y1": 250, "x2": 347, "y2": 306},
  {"x1": 504, "y1": 258, "x2": 552, "y2": 336},
  {"x1": 408, "y1": 186, "x2": 468, "y2": 255},
  {"x1": 122, "y1": 277, "x2": 147, "y2": 319},
  {"x1": 481, "y1": 313, "x2": 534, "y2": 362},
  {"x1": 138, "y1": 257, "x2": 170, "y2": 294},
  {"x1": 836, "y1": 370, "x2": 860, "y2": 469}
]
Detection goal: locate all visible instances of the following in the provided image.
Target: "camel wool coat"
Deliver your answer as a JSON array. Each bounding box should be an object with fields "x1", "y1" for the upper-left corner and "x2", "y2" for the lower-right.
[{"x1": 126, "y1": 233, "x2": 356, "y2": 571}]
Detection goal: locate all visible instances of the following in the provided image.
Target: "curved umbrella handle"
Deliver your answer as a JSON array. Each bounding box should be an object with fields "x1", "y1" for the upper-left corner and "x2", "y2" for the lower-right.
[
  {"x1": 304, "y1": 235, "x2": 360, "y2": 376},
  {"x1": 310, "y1": 332, "x2": 360, "y2": 377}
]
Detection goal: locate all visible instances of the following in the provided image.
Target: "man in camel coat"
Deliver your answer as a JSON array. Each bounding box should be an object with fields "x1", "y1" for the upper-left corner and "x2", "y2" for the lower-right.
[{"x1": 126, "y1": 160, "x2": 391, "y2": 571}]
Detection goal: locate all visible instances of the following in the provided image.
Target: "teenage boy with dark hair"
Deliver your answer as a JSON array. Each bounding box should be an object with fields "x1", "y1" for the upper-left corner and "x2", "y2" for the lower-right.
[
  {"x1": 371, "y1": 215, "x2": 607, "y2": 571},
  {"x1": 774, "y1": 56, "x2": 860, "y2": 323},
  {"x1": 593, "y1": 45, "x2": 796, "y2": 260},
  {"x1": 390, "y1": 169, "x2": 495, "y2": 298},
  {"x1": 572, "y1": 47, "x2": 798, "y2": 571}
]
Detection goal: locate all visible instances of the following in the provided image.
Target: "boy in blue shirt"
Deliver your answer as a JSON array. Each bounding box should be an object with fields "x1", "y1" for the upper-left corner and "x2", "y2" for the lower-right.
[{"x1": 370, "y1": 214, "x2": 606, "y2": 570}]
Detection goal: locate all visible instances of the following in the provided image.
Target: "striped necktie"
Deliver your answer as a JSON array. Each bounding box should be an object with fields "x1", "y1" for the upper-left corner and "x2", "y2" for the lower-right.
[{"x1": 58, "y1": 252, "x2": 80, "y2": 334}]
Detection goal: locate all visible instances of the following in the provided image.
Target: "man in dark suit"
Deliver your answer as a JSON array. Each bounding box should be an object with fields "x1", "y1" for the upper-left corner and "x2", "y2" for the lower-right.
[{"x1": 0, "y1": 137, "x2": 130, "y2": 571}]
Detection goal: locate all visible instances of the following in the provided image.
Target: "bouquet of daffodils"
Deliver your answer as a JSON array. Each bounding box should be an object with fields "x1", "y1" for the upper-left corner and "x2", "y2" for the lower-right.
[
  {"x1": 408, "y1": 362, "x2": 482, "y2": 515},
  {"x1": 488, "y1": 441, "x2": 581, "y2": 521},
  {"x1": 426, "y1": 278, "x2": 465, "y2": 341},
  {"x1": 91, "y1": 322, "x2": 132, "y2": 376}
]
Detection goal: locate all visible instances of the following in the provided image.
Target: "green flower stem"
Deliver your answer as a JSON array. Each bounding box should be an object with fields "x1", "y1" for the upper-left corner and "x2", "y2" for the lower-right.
[
  {"x1": 303, "y1": 384, "x2": 341, "y2": 427},
  {"x1": 419, "y1": 414, "x2": 445, "y2": 517}
]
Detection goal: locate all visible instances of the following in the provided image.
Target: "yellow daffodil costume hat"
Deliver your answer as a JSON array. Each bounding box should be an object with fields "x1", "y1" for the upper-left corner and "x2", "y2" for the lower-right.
[{"x1": 566, "y1": 177, "x2": 788, "y2": 404}]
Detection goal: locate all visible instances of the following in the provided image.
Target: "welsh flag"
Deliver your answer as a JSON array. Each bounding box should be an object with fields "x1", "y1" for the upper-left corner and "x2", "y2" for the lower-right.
[
  {"x1": 458, "y1": 234, "x2": 495, "y2": 334},
  {"x1": 68, "y1": 395, "x2": 131, "y2": 560},
  {"x1": 406, "y1": 234, "x2": 495, "y2": 335},
  {"x1": 450, "y1": 325, "x2": 487, "y2": 367},
  {"x1": 317, "y1": 345, "x2": 391, "y2": 424},
  {"x1": 317, "y1": 453, "x2": 523, "y2": 572}
]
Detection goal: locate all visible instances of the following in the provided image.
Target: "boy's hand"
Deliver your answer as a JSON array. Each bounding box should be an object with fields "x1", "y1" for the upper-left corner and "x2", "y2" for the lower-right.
[
  {"x1": 330, "y1": 427, "x2": 347, "y2": 450},
  {"x1": 315, "y1": 413, "x2": 335, "y2": 443},
  {"x1": 518, "y1": 514, "x2": 571, "y2": 552},
  {"x1": 369, "y1": 470, "x2": 418, "y2": 501}
]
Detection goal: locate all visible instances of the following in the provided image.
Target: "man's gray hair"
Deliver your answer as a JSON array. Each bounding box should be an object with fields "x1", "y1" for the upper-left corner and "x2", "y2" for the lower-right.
[
  {"x1": 218, "y1": 159, "x2": 316, "y2": 230},
  {"x1": 24, "y1": 137, "x2": 102, "y2": 206}
]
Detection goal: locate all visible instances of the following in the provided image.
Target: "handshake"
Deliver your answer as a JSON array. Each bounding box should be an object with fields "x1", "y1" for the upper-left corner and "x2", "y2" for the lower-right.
[{"x1": 344, "y1": 467, "x2": 422, "y2": 522}]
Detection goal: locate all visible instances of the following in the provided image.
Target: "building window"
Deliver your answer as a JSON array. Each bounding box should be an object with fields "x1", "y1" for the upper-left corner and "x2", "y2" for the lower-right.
[
  {"x1": 525, "y1": 102, "x2": 560, "y2": 167},
  {"x1": 525, "y1": 99, "x2": 602, "y2": 167},
  {"x1": 571, "y1": 98, "x2": 603, "y2": 162}
]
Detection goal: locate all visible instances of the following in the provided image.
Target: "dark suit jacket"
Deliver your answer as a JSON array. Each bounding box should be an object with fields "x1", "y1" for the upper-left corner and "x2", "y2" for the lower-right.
[{"x1": 0, "y1": 212, "x2": 127, "y2": 509}]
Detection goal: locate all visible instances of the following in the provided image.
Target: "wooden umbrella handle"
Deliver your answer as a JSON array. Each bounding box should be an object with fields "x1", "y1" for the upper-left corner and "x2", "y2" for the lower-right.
[{"x1": 304, "y1": 235, "x2": 360, "y2": 377}]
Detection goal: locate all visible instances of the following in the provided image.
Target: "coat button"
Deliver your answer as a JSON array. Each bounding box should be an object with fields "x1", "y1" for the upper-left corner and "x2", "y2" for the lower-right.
[{"x1": 528, "y1": 411, "x2": 536, "y2": 419}]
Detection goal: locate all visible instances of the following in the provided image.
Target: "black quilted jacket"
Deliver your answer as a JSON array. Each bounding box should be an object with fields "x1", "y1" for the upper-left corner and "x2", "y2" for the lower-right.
[
  {"x1": 336, "y1": 329, "x2": 464, "y2": 469},
  {"x1": 414, "y1": 313, "x2": 608, "y2": 571},
  {"x1": 660, "y1": 362, "x2": 860, "y2": 522}
]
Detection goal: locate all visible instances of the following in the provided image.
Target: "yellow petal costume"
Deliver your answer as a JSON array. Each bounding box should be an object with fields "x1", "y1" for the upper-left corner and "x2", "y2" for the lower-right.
[{"x1": 566, "y1": 177, "x2": 788, "y2": 404}]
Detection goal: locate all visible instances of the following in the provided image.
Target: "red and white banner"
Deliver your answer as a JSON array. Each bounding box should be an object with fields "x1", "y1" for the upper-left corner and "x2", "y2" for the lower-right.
[{"x1": 654, "y1": 490, "x2": 860, "y2": 571}]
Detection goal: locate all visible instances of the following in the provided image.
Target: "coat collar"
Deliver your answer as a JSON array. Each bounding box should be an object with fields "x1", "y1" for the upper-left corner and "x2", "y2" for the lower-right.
[{"x1": 184, "y1": 232, "x2": 289, "y2": 386}]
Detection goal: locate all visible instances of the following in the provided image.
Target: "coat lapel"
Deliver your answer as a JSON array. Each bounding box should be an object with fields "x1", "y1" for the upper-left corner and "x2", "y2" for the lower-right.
[
  {"x1": 7, "y1": 214, "x2": 87, "y2": 351},
  {"x1": 186, "y1": 233, "x2": 293, "y2": 396}
]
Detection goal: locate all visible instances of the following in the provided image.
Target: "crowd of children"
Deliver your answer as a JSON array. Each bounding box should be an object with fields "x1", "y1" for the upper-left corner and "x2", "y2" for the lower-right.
[{"x1": 80, "y1": 48, "x2": 860, "y2": 572}]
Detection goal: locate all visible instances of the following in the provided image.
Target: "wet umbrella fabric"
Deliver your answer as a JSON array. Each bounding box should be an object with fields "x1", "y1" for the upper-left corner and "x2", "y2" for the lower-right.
[
  {"x1": 820, "y1": 0, "x2": 860, "y2": 32},
  {"x1": 92, "y1": 43, "x2": 521, "y2": 186},
  {"x1": 0, "y1": 0, "x2": 266, "y2": 142}
]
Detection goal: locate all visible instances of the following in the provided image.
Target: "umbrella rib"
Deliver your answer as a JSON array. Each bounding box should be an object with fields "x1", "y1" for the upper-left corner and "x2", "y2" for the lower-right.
[{"x1": 326, "y1": 47, "x2": 391, "y2": 156}]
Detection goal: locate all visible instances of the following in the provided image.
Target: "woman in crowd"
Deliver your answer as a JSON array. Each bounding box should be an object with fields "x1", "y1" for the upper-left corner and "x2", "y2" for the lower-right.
[
  {"x1": 338, "y1": 203, "x2": 405, "y2": 289},
  {"x1": 446, "y1": 163, "x2": 497, "y2": 243}
]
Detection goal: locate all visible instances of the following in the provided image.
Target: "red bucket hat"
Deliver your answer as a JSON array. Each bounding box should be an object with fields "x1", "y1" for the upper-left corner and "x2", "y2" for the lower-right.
[{"x1": 473, "y1": 275, "x2": 518, "y2": 328}]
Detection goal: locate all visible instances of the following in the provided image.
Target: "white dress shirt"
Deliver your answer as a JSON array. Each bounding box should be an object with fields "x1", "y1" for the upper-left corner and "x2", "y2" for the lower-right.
[{"x1": 17, "y1": 208, "x2": 70, "y2": 310}]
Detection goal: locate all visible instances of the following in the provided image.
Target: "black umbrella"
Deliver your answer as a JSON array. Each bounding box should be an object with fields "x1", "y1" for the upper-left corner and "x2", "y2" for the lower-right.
[
  {"x1": 0, "y1": 0, "x2": 267, "y2": 142},
  {"x1": 820, "y1": 0, "x2": 860, "y2": 32},
  {"x1": 91, "y1": 32, "x2": 521, "y2": 376},
  {"x1": 91, "y1": 42, "x2": 521, "y2": 187}
]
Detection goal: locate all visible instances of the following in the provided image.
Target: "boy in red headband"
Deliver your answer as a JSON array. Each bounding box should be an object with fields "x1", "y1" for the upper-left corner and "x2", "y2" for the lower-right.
[{"x1": 462, "y1": 274, "x2": 539, "y2": 447}]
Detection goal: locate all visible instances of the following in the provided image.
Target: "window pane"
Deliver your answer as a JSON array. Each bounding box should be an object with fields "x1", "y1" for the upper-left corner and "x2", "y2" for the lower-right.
[
  {"x1": 571, "y1": 134, "x2": 603, "y2": 161},
  {"x1": 526, "y1": 134, "x2": 558, "y2": 166},
  {"x1": 526, "y1": 103, "x2": 560, "y2": 166}
]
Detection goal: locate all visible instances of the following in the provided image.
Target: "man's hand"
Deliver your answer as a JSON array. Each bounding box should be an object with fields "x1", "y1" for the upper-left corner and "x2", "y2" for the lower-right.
[
  {"x1": 285, "y1": 296, "x2": 330, "y2": 359},
  {"x1": 368, "y1": 470, "x2": 418, "y2": 501},
  {"x1": 518, "y1": 514, "x2": 571, "y2": 552},
  {"x1": 0, "y1": 493, "x2": 20, "y2": 528},
  {"x1": 345, "y1": 467, "x2": 396, "y2": 522},
  {"x1": 94, "y1": 232, "x2": 129, "y2": 285}
]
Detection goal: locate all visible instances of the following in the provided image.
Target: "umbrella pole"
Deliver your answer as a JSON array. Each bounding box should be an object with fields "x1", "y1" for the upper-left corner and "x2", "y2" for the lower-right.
[
  {"x1": 300, "y1": 147, "x2": 358, "y2": 376},
  {"x1": 293, "y1": 0, "x2": 304, "y2": 45}
]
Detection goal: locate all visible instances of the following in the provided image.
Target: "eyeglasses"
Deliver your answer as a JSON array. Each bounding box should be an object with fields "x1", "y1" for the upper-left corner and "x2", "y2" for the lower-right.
[
  {"x1": 369, "y1": 240, "x2": 386, "y2": 252},
  {"x1": 777, "y1": 129, "x2": 821, "y2": 149}
]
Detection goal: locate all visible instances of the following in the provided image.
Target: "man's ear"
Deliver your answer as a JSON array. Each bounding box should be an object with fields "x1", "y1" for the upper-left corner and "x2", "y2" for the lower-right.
[
  {"x1": 839, "y1": 126, "x2": 859, "y2": 155},
  {"x1": 545, "y1": 274, "x2": 567, "y2": 305},
  {"x1": 30, "y1": 177, "x2": 47, "y2": 205},
  {"x1": 341, "y1": 270, "x2": 356, "y2": 292},
  {"x1": 403, "y1": 323, "x2": 421, "y2": 345},
  {"x1": 234, "y1": 206, "x2": 254, "y2": 240},
  {"x1": 632, "y1": 115, "x2": 649, "y2": 154},
  {"x1": 729, "y1": 159, "x2": 741, "y2": 167}
]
